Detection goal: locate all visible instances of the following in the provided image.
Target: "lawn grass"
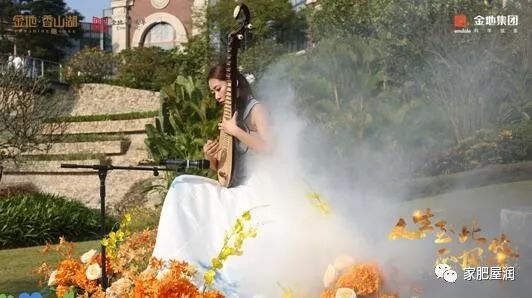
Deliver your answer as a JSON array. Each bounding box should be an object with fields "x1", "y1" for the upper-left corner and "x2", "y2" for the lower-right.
[
  {"x1": 0, "y1": 240, "x2": 100, "y2": 294},
  {"x1": 1, "y1": 180, "x2": 531, "y2": 294}
]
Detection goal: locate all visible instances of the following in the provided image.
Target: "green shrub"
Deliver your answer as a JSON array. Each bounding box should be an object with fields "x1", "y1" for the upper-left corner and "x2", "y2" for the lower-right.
[
  {"x1": 0, "y1": 183, "x2": 40, "y2": 197},
  {"x1": 64, "y1": 48, "x2": 116, "y2": 85},
  {"x1": 45, "y1": 111, "x2": 158, "y2": 123},
  {"x1": 145, "y1": 76, "x2": 218, "y2": 172},
  {"x1": 419, "y1": 124, "x2": 532, "y2": 176},
  {"x1": 0, "y1": 193, "x2": 117, "y2": 249},
  {"x1": 114, "y1": 47, "x2": 181, "y2": 91}
]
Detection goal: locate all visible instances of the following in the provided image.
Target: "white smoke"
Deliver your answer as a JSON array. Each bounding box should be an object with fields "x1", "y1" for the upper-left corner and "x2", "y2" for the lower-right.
[{"x1": 223, "y1": 53, "x2": 532, "y2": 297}]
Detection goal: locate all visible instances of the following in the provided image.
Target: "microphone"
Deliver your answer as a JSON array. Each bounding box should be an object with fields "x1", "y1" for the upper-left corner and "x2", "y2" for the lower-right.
[{"x1": 160, "y1": 159, "x2": 211, "y2": 169}]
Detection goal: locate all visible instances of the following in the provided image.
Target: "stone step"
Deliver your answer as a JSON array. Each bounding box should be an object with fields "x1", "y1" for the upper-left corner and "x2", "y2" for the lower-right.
[
  {"x1": 48, "y1": 118, "x2": 155, "y2": 134},
  {"x1": 2, "y1": 171, "x2": 157, "y2": 208},
  {"x1": 4, "y1": 160, "x2": 106, "y2": 174},
  {"x1": 22, "y1": 140, "x2": 130, "y2": 156},
  {"x1": 64, "y1": 83, "x2": 160, "y2": 116}
]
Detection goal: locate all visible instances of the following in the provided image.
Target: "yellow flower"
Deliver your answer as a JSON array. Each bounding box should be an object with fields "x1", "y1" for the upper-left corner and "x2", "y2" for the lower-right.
[
  {"x1": 305, "y1": 192, "x2": 320, "y2": 200},
  {"x1": 204, "y1": 269, "x2": 216, "y2": 285},
  {"x1": 211, "y1": 258, "x2": 222, "y2": 269},
  {"x1": 246, "y1": 227, "x2": 257, "y2": 238},
  {"x1": 124, "y1": 214, "x2": 132, "y2": 223},
  {"x1": 305, "y1": 191, "x2": 332, "y2": 215},
  {"x1": 116, "y1": 230, "x2": 125, "y2": 240},
  {"x1": 203, "y1": 209, "x2": 259, "y2": 289},
  {"x1": 242, "y1": 211, "x2": 251, "y2": 221},
  {"x1": 282, "y1": 287, "x2": 294, "y2": 298}
]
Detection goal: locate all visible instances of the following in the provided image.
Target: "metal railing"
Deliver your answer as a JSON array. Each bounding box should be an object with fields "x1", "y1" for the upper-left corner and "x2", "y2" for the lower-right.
[{"x1": 0, "y1": 53, "x2": 64, "y2": 83}]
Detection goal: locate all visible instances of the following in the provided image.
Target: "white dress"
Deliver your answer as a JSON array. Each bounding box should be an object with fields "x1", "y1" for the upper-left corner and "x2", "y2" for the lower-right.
[
  {"x1": 152, "y1": 173, "x2": 267, "y2": 295},
  {"x1": 152, "y1": 99, "x2": 270, "y2": 296},
  {"x1": 151, "y1": 100, "x2": 359, "y2": 296}
]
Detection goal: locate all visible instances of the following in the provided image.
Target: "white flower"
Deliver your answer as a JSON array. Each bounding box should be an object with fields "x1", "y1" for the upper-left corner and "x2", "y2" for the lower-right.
[
  {"x1": 335, "y1": 288, "x2": 356, "y2": 298},
  {"x1": 333, "y1": 254, "x2": 355, "y2": 271},
  {"x1": 323, "y1": 264, "x2": 337, "y2": 287},
  {"x1": 48, "y1": 270, "x2": 57, "y2": 286},
  {"x1": 80, "y1": 249, "x2": 97, "y2": 264},
  {"x1": 86, "y1": 263, "x2": 102, "y2": 281},
  {"x1": 106, "y1": 277, "x2": 133, "y2": 298}
]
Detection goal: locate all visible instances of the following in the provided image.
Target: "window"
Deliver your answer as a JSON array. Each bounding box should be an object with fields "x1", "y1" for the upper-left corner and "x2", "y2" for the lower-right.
[{"x1": 142, "y1": 22, "x2": 176, "y2": 49}]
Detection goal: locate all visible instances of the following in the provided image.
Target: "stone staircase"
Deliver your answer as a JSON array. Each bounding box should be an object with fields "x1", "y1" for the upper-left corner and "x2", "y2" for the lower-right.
[{"x1": 1, "y1": 84, "x2": 164, "y2": 208}]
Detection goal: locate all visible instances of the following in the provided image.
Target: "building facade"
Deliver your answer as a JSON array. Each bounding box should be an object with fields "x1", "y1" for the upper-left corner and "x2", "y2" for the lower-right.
[{"x1": 110, "y1": 0, "x2": 207, "y2": 52}]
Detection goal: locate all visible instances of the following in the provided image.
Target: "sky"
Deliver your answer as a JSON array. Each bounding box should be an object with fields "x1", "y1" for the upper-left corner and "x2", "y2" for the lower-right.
[{"x1": 65, "y1": 0, "x2": 109, "y2": 19}]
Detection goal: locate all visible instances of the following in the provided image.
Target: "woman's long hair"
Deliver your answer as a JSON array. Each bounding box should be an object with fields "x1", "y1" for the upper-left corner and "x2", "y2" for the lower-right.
[{"x1": 207, "y1": 64, "x2": 253, "y2": 123}]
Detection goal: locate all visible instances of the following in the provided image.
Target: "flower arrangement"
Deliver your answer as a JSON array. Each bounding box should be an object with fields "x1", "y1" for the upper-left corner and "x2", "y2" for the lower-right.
[
  {"x1": 36, "y1": 237, "x2": 106, "y2": 297},
  {"x1": 320, "y1": 255, "x2": 398, "y2": 298},
  {"x1": 37, "y1": 209, "x2": 261, "y2": 297}
]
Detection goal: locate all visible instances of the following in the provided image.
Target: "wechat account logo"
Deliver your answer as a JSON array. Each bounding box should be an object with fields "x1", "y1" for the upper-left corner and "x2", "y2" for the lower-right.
[{"x1": 435, "y1": 263, "x2": 458, "y2": 283}]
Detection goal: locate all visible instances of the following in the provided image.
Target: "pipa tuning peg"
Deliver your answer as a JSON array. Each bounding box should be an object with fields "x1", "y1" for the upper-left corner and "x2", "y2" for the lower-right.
[
  {"x1": 246, "y1": 24, "x2": 253, "y2": 30},
  {"x1": 237, "y1": 34, "x2": 244, "y2": 40}
]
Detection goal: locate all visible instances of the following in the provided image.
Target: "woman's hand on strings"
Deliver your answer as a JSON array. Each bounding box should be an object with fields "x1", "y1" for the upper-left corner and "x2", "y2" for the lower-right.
[
  {"x1": 218, "y1": 111, "x2": 241, "y2": 137},
  {"x1": 203, "y1": 139, "x2": 220, "y2": 161}
]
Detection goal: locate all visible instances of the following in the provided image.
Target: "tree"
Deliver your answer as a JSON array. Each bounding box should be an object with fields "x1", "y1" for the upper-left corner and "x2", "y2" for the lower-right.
[
  {"x1": 285, "y1": 36, "x2": 387, "y2": 156},
  {"x1": 0, "y1": 0, "x2": 18, "y2": 53},
  {"x1": 207, "y1": 0, "x2": 303, "y2": 47},
  {"x1": 0, "y1": 72, "x2": 66, "y2": 165},
  {"x1": 171, "y1": 34, "x2": 213, "y2": 85},
  {"x1": 206, "y1": 0, "x2": 306, "y2": 77},
  {"x1": 64, "y1": 47, "x2": 116, "y2": 84},
  {"x1": 114, "y1": 47, "x2": 180, "y2": 91},
  {"x1": 310, "y1": 0, "x2": 496, "y2": 86},
  {"x1": 11, "y1": 0, "x2": 83, "y2": 61}
]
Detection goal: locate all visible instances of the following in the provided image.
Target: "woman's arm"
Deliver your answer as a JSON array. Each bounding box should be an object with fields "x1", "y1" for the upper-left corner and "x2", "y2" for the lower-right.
[
  {"x1": 234, "y1": 104, "x2": 272, "y2": 154},
  {"x1": 218, "y1": 103, "x2": 273, "y2": 154}
]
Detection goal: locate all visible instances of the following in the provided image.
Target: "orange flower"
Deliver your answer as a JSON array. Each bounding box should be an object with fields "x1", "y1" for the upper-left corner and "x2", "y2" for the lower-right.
[
  {"x1": 157, "y1": 278, "x2": 198, "y2": 297},
  {"x1": 166, "y1": 260, "x2": 194, "y2": 279},
  {"x1": 336, "y1": 263, "x2": 380, "y2": 296},
  {"x1": 148, "y1": 258, "x2": 164, "y2": 272},
  {"x1": 133, "y1": 280, "x2": 147, "y2": 298},
  {"x1": 55, "y1": 285, "x2": 70, "y2": 298},
  {"x1": 202, "y1": 291, "x2": 224, "y2": 298},
  {"x1": 320, "y1": 288, "x2": 335, "y2": 298},
  {"x1": 55, "y1": 258, "x2": 83, "y2": 286}
]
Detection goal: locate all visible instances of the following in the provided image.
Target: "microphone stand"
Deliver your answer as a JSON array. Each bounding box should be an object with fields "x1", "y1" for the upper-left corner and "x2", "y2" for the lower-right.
[{"x1": 60, "y1": 163, "x2": 180, "y2": 289}]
